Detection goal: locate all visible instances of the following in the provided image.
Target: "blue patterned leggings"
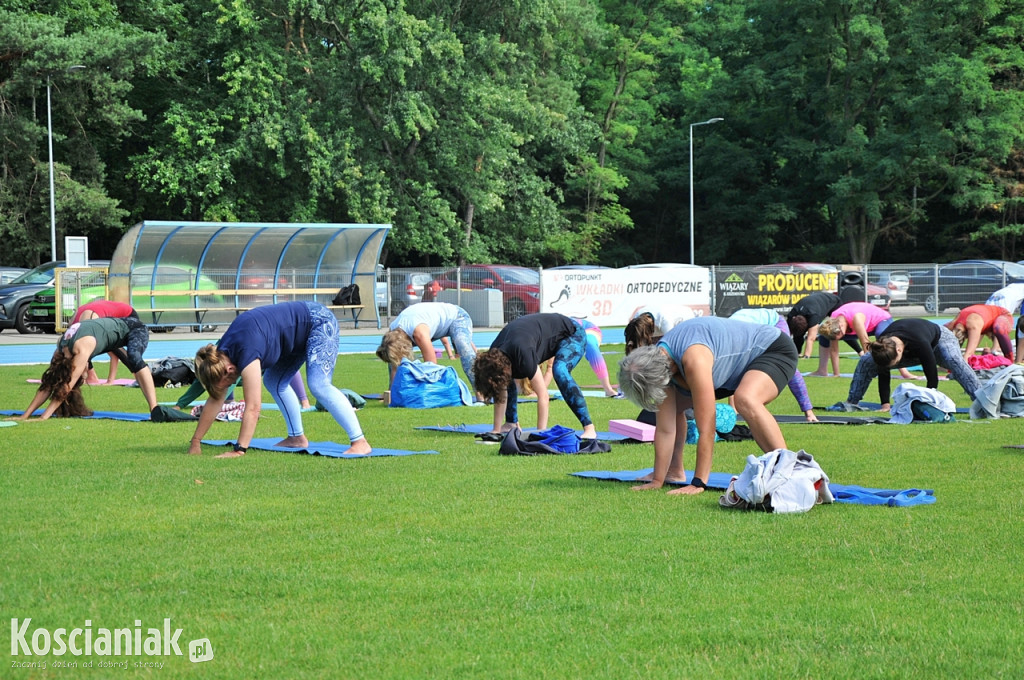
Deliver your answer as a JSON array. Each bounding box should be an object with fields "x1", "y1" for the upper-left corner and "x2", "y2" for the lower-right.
[
  {"x1": 264, "y1": 302, "x2": 365, "y2": 443},
  {"x1": 504, "y1": 324, "x2": 592, "y2": 427}
]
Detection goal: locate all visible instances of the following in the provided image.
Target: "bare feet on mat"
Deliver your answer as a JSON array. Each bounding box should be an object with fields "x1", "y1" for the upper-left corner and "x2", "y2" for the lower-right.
[
  {"x1": 345, "y1": 438, "x2": 372, "y2": 455},
  {"x1": 581, "y1": 424, "x2": 597, "y2": 439},
  {"x1": 275, "y1": 435, "x2": 309, "y2": 448},
  {"x1": 215, "y1": 450, "x2": 245, "y2": 459}
]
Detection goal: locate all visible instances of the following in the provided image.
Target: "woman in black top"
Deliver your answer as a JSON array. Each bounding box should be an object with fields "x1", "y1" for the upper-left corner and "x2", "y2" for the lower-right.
[
  {"x1": 474, "y1": 313, "x2": 596, "y2": 438},
  {"x1": 846, "y1": 318, "x2": 981, "y2": 410}
]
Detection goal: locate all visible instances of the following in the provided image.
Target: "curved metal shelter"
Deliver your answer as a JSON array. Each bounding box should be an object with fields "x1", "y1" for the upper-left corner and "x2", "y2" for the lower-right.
[{"x1": 107, "y1": 221, "x2": 389, "y2": 328}]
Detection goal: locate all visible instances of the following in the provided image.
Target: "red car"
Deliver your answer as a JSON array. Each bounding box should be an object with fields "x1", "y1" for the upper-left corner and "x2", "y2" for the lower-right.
[{"x1": 435, "y1": 264, "x2": 540, "y2": 322}]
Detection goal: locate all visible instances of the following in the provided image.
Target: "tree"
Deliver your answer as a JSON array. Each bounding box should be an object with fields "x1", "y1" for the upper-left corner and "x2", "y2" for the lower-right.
[{"x1": 0, "y1": 7, "x2": 163, "y2": 265}]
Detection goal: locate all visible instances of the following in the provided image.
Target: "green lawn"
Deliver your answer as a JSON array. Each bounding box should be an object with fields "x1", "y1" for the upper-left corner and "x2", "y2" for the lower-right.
[{"x1": 1, "y1": 349, "x2": 1023, "y2": 678}]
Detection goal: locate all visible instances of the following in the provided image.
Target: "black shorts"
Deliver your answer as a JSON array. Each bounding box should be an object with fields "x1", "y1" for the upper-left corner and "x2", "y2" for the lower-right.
[{"x1": 745, "y1": 333, "x2": 798, "y2": 395}]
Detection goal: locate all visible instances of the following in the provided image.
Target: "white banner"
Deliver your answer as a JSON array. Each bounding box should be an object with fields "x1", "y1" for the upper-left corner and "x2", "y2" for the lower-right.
[{"x1": 541, "y1": 267, "x2": 712, "y2": 326}]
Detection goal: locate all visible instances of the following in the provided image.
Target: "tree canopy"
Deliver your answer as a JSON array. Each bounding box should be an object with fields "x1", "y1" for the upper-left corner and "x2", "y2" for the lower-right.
[{"x1": 2, "y1": 0, "x2": 1023, "y2": 267}]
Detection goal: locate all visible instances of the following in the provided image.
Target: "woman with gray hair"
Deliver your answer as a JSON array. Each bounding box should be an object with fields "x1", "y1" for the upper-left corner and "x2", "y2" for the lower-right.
[{"x1": 618, "y1": 316, "x2": 797, "y2": 495}]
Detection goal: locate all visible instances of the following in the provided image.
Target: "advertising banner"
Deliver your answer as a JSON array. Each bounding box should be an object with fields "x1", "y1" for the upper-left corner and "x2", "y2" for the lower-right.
[
  {"x1": 715, "y1": 267, "x2": 839, "y2": 317},
  {"x1": 541, "y1": 267, "x2": 711, "y2": 326}
]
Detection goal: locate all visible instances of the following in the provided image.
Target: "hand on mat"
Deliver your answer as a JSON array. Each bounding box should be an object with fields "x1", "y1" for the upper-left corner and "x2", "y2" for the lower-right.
[
  {"x1": 667, "y1": 484, "x2": 705, "y2": 496},
  {"x1": 188, "y1": 441, "x2": 202, "y2": 455},
  {"x1": 215, "y1": 449, "x2": 245, "y2": 459},
  {"x1": 804, "y1": 411, "x2": 819, "y2": 423}
]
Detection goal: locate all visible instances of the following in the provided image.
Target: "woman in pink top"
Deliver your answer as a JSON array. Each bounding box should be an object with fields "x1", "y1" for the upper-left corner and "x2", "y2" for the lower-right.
[
  {"x1": 816, "y1": 303, "x2": 916, "y2": 380},
  {"x1": 71, "y1": 300, "x2": 139, "y2": 384},
  {"x1": 947, "y1": 304, "x2": 1014, "y2": 361}
]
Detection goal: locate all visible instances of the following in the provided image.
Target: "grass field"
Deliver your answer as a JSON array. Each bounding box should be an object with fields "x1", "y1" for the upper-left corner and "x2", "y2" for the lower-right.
[{"x1": 2, "y1": 347, "x2": 1023, "y2": 679}]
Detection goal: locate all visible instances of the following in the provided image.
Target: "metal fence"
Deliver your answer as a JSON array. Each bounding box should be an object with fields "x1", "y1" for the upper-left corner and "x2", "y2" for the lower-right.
[{"x1": 375, "y1": 261, "x2": 1024, "y2": 325}]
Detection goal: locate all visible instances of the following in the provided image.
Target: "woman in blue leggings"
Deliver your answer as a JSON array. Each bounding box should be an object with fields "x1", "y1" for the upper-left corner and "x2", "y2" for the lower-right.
[
  {"x1": 474, "y1": 313, "x2": 596, "y2": 438},
  {"x1": 188, "y1": 301, "x2": 371, "y2": 457}
]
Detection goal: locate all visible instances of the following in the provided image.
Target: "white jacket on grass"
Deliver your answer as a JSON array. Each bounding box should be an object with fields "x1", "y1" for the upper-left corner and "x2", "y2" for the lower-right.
[{"x1": 732, "y1": 449, "x2": 833, "y2": 514}]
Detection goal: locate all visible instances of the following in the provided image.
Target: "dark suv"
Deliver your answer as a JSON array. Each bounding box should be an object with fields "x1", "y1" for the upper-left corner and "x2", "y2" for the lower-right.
[
  {"x1": 436, "y1": 264, "x2": 540, "y2": 322},
  {"x1": 0, "y1": 260, "x2": 109, "y2": 334},
  {"x1": 907, "y1": 260, "x2": 1024, "y2": 313}
]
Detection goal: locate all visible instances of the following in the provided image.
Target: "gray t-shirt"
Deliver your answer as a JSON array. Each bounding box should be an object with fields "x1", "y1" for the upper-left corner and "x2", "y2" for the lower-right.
[
  {"x1": 658, "y1": 316, "x2": 781, "y2": 396},
  {"x1": 390, "y1": 302, "x2": 463, "y2": 340}
]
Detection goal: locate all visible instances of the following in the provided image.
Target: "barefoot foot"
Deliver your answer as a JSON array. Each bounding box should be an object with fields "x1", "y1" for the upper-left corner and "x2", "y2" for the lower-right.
[
  {"x1": 275, "y1": 435, "x2": 309, "y2": 448},
  {"x1": 345, "y1": 438, "x2": 372, "y2": 455}
]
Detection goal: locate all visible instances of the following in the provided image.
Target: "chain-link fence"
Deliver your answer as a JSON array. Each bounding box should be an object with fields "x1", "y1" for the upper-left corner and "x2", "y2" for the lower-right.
[{"x1": 39, "y1": 260, "x2": 1024, "y2": 335}]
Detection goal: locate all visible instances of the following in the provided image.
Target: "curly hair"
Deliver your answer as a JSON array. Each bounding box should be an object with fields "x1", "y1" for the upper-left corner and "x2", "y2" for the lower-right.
[
  {"x1": 624, "y1": 313, "x2": 657, "y2": 355},
  {"x1": 194, "y1": 344, "x2": 232, "y2": 400},
  {"x1": 376, "y1": 329, "x2": 414, "y2": 368},
  {"x1": 868, "y1": 337, "x2": 899, "y2": 367},
  {"x1": 473, "y1": 348, "x2": 512, "y2": 400},
  {"x1": 39, "y1": 350, "x2": 93, "y2": 417}
]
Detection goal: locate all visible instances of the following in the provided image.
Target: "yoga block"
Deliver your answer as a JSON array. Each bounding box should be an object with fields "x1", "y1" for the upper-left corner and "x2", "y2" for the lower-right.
[{"x1": 608, "y1": 419, "x2": 655, "y2": 441}]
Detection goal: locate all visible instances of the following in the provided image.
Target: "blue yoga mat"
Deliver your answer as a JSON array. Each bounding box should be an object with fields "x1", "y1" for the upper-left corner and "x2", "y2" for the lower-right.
[
  {"x1": 202, "y1": 438, "x2": 439, "y2": 458},
  {"x1": 160, "y1": 401, "x2": 316, "y2": 413},
  {"x1": 414, "y1": 423, "x2": 632, "y2": 442},
  {"x1": 365, "y1": 394, "x2": 559, "y2": 403},
  {"x1": 0, "y1": 409, "x2": 150, "y2": 422},
  {"x1": 823, "y1": 399, "x2": 966, "y2": 413},
  {"x1": 570, "y1": 468, "x2": 936, "y2": 507},
  {"x1": 571, "y1": 468, "x2": 736, "y2": 489}
]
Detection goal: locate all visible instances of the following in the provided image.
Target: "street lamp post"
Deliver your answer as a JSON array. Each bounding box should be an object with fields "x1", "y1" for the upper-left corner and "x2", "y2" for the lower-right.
[
  {"x1": 46, "y1": 65, "x2": 87, "y2": 263},
  {"x1": 689, "y1": 117, "x2": 724, "y2": 266}
]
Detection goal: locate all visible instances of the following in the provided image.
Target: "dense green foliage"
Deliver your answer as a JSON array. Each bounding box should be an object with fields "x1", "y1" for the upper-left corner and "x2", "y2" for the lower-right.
[
  {"x1": 1, "y1": 348, "x2": 1023, "y2": 677},
  {"x1": 2, "y1": 0, "x2": 1023, "y2": 267}
]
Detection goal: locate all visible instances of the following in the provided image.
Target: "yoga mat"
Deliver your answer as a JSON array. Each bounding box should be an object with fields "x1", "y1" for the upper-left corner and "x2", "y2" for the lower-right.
[
  {"x1": 823, "y1": 401, "x2": 970, "y2": 414},
  {"x1": 414, "y1": 423, "x2": 632, "y2": 442},
  {"x1": 202, "y1": 438, "x2": 438, "y2": 458},
  {"x1": 27, "y1": 378, "x2": 137, "y2": 386},
  {"x1": 160, "y1": 401, "x2": 316, "y2": 413},
  {"x1": 570, "y1": 469, "x2": 936, "y2": 507},
  {"x1": 802, "y1": 372, "x2": 855, "y2": 378},
  {"x1": 0, "y1": 409, "x2": 150, "y2": 422},
  {"x1": 549, "y1": 389, "x2": 621, "y2": 399},
  {"x1": 365, "y1": 394, "x2": 558, "y2": 404},
  {"x1": 774, "y1": 414, "x2": 890, "y2": 425},
  {"x1": 0, "y1": 421, "x2": 16, "y2": 427},
  {"x1": 571, "y1": 468, "x2": 736, "y2": 489},
  {"x1": 573, "y1": 466, "x2": 937, "y2": 503}
]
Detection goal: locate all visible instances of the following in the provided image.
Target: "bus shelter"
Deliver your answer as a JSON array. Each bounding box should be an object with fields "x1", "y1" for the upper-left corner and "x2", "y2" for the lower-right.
[{"x1": 103, "y1": 221, "x2": 389, "y2": 330}]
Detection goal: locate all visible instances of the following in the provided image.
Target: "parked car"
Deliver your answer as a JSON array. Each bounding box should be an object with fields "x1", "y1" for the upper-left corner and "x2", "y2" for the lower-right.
[
  {"x1": 435, "y1": 264, "x2": 540, "y2": 322},
  {"x1": 386, "y1": 269, "x2": 436, "y2": 316},
  {"x1": 0, "y1": 260, "x2": 109, "y2": 334},
  {"x1": 28, "y1": 264, "x2": 222, "y2": 332},
  {"x1": 866, "y1": 269, "x2": 911, "y2": 304},
  {"x1": 0, "y1": 267, "x2": 28, "y2": 285},
  {"x1": 907, "y1": 260, "x2": 1024, "y2": 313}
]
